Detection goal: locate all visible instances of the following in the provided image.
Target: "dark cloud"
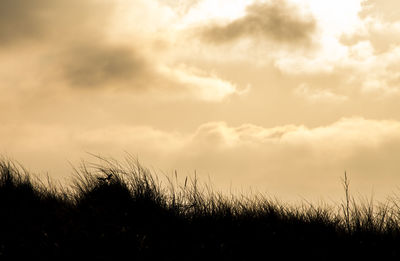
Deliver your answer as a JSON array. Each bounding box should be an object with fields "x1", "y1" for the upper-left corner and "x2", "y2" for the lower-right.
[
  {"x1": 0, "y1": 0, "x2": 237, "y2": 97},
  {"x1": 0, "y1": 0, "x2": 111, "y2": 46},
  {"x1": 0, "y1": 0, "x2": 45, "y2": 44},
  {"x1": 0, "y1": 0, "x2": 146, "y2": 89},
  {"x1": 61, "y1": 43, "x2": 148, "y2": 88},
  {"x1": 200, "y1": 0, "x2": 316, "y2": 45}
]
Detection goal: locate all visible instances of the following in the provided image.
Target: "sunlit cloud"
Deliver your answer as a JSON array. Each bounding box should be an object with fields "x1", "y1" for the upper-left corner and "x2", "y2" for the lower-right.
[
  {"x1": 360, "y1": 0, "x2": 400, "y2": 23},
  {"x1": 5, "y1": 117, "x2": 400, "y2": 172},
  {"x1": 158, "y1": 64, "x2": 247, "y2": 101},
  {"x1": 3, "y1": 117, "x2": 400, "y2": 200},
  {"x1": 158, "y1": 0, "x2": 201, "y2": 16}
]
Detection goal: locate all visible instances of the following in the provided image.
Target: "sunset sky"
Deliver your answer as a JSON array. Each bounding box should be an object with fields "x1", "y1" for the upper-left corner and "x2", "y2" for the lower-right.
[{"x1": 2, "y1": 0, "x2": 400, "y2": 202}]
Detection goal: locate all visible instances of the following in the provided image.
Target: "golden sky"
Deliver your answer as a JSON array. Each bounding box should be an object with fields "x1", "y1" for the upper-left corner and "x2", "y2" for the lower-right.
[{"x1": 2, "y1": 0, "x2": 400, "y2": 202}]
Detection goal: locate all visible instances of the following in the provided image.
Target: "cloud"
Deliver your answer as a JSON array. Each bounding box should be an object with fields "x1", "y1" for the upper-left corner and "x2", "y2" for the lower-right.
[
  {"x1": 157, "y1": 64, "x2": 247, "y2": 101},
  {"x1": 360, "y1": 0, "x2": 400, "y2": 22},
  {"x1": 3, "y1": 117, "x2": 400, "y2": 200},
  {"x1": 0, "y1": 0, "x2": 147, "y2": 90},
  {"x1": 294, "y1": 83, "x2": 348, "y2": 103},
  {"x1": 188, "y1": 118, "x2": 400, "y2": 151},
  {"x1": 60, "y1": 46, "x2": 242, "y2": 100},
  {"x1": 200, "y1": 0, "x2": 316, "y2": 46},
  {"x1": 159, "y1": 0, "x2": 201, "y2": 15},
  {"x1": 60, "y1": 43, "x2": 148, "y2": 88},
  {"x1": 340, "y1": 17, "x2": 400, "y2": 55},
  {"x1": 5, "y1": 117, "x2": 399, "y2": 166},
  {"x1": 0, "y1": 0, "x2": 243, "y2": 101},
  {"x1": 180, "y1": 118, "x2": 400, "y2": 199},
  {"x1": 337, "y1": 0, "x2": 400, "y2": 61},
  {"x1": 3, "y1": 0, "x2": 400, "y2": 201},
  {"x1": 273, "y1": 4, "x2": 400, "y2": 99},
  {"x1": 0, "y1": 0, "x2": 111, "y2": 46}
]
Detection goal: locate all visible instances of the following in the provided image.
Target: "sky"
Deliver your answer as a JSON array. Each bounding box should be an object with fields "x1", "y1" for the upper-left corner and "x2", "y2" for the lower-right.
[{"x1": 1, "y1": 0, "x2": 400, "y2": 202}]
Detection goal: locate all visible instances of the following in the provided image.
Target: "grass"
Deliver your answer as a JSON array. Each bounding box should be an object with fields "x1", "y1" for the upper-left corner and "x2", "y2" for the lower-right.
[{"x1": 1, "y1": 156, "x2": 400, "y2": 260}]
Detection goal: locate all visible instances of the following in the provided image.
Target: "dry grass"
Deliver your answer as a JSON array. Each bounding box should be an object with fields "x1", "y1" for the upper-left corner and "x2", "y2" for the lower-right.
[{"x1": 1, "y1": 156, "x2": 400, "y2": 260}]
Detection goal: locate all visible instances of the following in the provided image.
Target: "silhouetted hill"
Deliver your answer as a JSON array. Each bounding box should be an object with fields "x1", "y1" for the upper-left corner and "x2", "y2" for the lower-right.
[{"x1": 0, "y1": 158, "x2": 399, "y2": 260}]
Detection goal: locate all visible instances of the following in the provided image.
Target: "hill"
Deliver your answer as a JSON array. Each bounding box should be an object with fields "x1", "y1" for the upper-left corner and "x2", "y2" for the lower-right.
[{"x1": 0, "y1": 157, "x2": 399, "y2": 260}]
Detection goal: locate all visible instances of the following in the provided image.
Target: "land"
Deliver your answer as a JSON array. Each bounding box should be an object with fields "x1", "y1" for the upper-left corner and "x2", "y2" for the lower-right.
[{"x1": 0, "y1": 157, "x2": 399, "y2": 260}]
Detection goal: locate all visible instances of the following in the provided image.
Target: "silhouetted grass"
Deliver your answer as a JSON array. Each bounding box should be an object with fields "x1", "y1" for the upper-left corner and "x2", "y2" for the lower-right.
[{"x1": 1, "y1": 157, "x2": 400, "y2": 260}]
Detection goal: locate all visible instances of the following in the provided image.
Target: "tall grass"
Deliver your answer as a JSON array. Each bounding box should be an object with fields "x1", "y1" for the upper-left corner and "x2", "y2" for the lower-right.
[{"x1": 1, "y1": 157, "x2": 400, "y2": 260}]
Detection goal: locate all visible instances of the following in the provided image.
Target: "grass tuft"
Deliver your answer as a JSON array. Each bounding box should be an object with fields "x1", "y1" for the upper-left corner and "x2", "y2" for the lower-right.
[{"x1": 1, "y1": 157, "x2": 400, "y2": 260}]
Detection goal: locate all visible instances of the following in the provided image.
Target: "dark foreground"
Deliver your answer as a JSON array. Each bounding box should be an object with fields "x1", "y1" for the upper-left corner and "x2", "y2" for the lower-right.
[{"x1": 0, "y1": 159, "x2": 399, "y2": 260}]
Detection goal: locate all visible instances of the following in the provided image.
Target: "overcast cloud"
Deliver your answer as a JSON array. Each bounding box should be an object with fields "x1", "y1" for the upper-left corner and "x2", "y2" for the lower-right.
[
  {"x1": 1, "y1": 0, "x2": 400, "y2": 202},
  {"x1": 200, "y1": 0, "x2": 316, "y2": 46}
]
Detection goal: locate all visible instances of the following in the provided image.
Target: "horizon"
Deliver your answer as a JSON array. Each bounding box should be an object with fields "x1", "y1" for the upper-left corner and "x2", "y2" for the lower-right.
[{"x1": 1, "y1": 0, "x2": 400, "y2": 202}]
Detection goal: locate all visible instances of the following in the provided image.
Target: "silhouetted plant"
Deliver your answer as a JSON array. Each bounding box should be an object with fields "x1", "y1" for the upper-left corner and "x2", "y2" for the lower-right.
[{"x1": 1, "y1": 157, "x2": 400, "y2": 260}]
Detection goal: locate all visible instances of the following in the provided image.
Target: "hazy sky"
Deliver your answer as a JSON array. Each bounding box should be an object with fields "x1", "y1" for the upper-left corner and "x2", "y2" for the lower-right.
[{"x1": 2, "y1": 0, "x2": 400, "y2": 202}]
